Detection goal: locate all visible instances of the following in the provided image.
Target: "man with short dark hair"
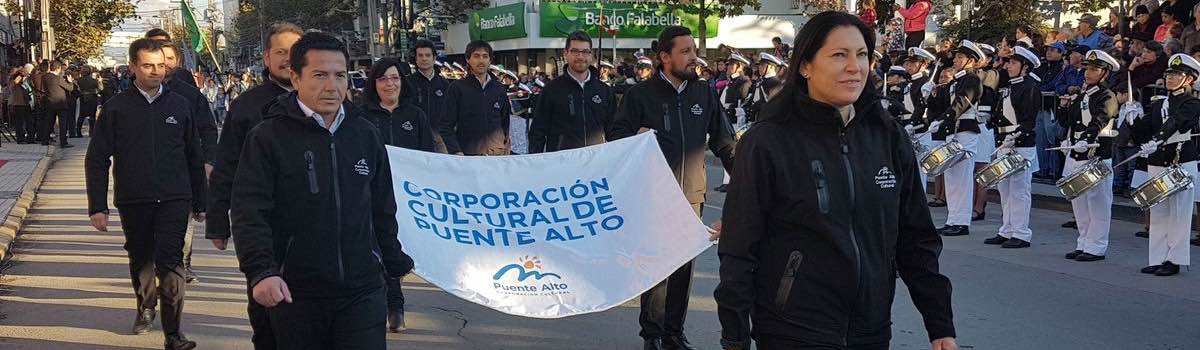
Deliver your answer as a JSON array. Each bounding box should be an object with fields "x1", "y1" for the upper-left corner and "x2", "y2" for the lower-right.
[
  {"x1": 407, "y1": 39, "x2": 450, "y2": 153},
  {"x1": 41, "y1": 60, "x2": 75, "y2": 147},
  {"x1": 232, "y1": 31, "x2": 408, "y2": 349},
  {"x1": 86, "y1": 38, "x2": 206, "y2": 350},
  {"x1": 528, "y1": 31, "x2": 616, "y2": 153},
  {"x1": 439, "y1": 40, "x2": 512, "y2": 156},
  {"x1": 206, "y1": 21, "x2": 302, "y2": 350},
  {"x1": 609, "y1": 26, "x2": 735, "y2": 350}
]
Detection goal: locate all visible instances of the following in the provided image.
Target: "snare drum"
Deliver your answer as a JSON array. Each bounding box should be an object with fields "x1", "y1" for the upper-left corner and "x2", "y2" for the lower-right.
[
  {"x1": 1057, "y1": 158, "x2": 1113, "y2": 200},
  {"x1": 1132, "y1": 164, "x2": 1195, "y2": 210},
  {"x1": 920, "y1": 140, "x2": 970, "y2": 176},
  {"x1": 975, "y1": 151, "x2": 1032, "y2": 188}
]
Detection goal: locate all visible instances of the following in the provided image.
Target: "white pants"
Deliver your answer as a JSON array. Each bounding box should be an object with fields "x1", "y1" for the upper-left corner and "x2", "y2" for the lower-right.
[
  {"x1": 945, "y1": 132, "x2": 978, "y2": 226},
  {"x1": 1147, "y1": 163, "x2": 1195, "y2": 266},
  {"x1": 1064, "y1": 157, "x2": 1113, "y2": 256},
  {"x1": 723, "y1": 171, "x2": 730, "y2": 185},
  {"x1": 997, "y1": 147, "x2": 1037, "y2": 241}
]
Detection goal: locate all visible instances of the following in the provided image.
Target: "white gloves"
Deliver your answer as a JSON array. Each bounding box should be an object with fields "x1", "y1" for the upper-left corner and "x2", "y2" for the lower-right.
[
  {"x1": 1059, "y1": 140, "x2": 1071, "y2": 155},
  {"x1": 734, "y1": 107, "x2": 746, "y2": 119},
  {"x1": 1000, "y1": 135, "x2": 1016, "y2": 150},
  {"x1": 1071, "y1": 140, "x2": 1090, "y2": 153},
  {"x1": 928, "y1": 120, "x2": 943, "y2": 133},
  {"x1": 904, "y1": 124, "x2": 915, "y2": 135},
  {"x1": 1140, "y1": 140, "x2": 1162, "y2": 156}
]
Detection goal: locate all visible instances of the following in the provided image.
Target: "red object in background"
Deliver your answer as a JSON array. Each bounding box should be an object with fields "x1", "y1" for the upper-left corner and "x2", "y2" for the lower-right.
[{"x1": 0, "y1": 160, "x2": 9, "y2": 169}]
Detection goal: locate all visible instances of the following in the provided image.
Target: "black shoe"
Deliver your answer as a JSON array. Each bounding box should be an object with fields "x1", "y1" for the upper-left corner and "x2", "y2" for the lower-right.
[
  {"x1": 928, "y1": 199, "x2": 947, "y2": 207},
  {"x1": 1155, "y1": 261, "x2": 1181, "y2": 276},
  {"x1": 59, "y1": 144, "x2": 72, "y2": 148},
  {"x1": 644, "y1": 338, "x2": 665, "y2": 350},
  {"x1": 132, "y1": 308, "x2": 154, "y2": 335},
  {"x1": 1191, "y1": 237, "x2": 1200, "y2": 246},
  {"x1": 971, "y1": 211, "x2": 985, "y2": 222},
  {"x1": 662, "y1": 335, "x2": 697, "y2": 350},
  {"x1": 39, "y1": 142, "x2": 48, "y2": 146},
  {"x1": 1074, "y1": 253, "x2": 1106, "y2": 262},
  {"x1": 164, "y1": 334, "x2": 197, "y2": 350},
  {"x1": 184, "y1": 266, "x2": 198, "y2": 284},
  {"x1": 984, "y1": 235, "x2": 1008, "y2": 245},
  {"x1": 714, "y1": 184, "x2": 727, "y2": 193},
  {"x1": 1136, "y1": 231, "x2": 1150, "y2": 238},
  {"x1": 1141, "y1": 265, "x2": 1162, "y2": 274},
  {"x1": 940, "y1": 225, "x2": 970, "y2": 236},
  {"x1": 1002, "y1": 238, "x2": 1031, "y2": 248},
  {"x1": 387, "y1": 309, "x2": 406, "y2": 333},
  {"x1": 1065, "y1": 250, "x2": 1083, "y2": 260},
  {"x1": 1062, "y1": 220, "x2": 1077, "y2": 228}
]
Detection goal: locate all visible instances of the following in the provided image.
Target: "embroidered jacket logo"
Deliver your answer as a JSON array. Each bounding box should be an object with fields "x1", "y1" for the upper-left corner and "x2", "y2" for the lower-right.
[
  {"x1": 165, "y1": 116, "x2": 178, "y2": 125},
  {"x1": 354, "y1": 159, "x2": 370, "y2": 176},
  {"x1": 875, "y1": 166, "x2": 896, "y2": 189}
]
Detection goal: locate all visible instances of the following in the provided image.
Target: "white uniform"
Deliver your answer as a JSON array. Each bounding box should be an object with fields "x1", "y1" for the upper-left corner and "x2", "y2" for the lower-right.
[
  {"x1": 994, "y1": 81, "x2": 1039, "y2": 241},
  {"x1": 1065, "y1": 85, "x2": 1116, "y2": 256},
  {"x1": 944, "y1": 71, "x2": 980, "y2": 227},
  {"x1": 1147, "y1": 161, "x2": 1195, "y2": 266}
]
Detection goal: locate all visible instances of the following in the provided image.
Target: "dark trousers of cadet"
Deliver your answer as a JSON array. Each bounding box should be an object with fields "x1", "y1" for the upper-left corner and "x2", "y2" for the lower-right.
[
  {"x1": 386, "y1": 275, "x2": 405, "y2": 313},
  {"x1": 118, "y1": 199, "x2": 190, "y2": 336},
  {"x1": 245, "y1": 284, "x2": 276, "y2": 350},
  {"x1": 269, "y1": 283, "x2": 387, "y2": 350},
  {"x1": 77, "y1": 99, "x2": 97, "y2": 137},
  {"x1": 756, "y1": 336, "x2": 889, "y2": 350},
  {"x1": 10, "y1": 105, "x2": 32, "y2": 142},
  {"x1": 639, "y1": 203, "x2": 702, "y2": 340}
]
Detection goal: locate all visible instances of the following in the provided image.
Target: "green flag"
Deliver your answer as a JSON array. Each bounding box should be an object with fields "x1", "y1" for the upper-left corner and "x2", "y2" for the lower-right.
[{"x1": 180, "y1": 0, "x2": 205, "y2": 53}]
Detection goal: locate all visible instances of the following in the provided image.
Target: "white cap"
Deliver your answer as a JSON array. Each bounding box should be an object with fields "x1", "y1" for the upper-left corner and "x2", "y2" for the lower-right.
[
  {"x1": 500, "y1": 69, "x2": 517, "y2": 80},
  {"x1": 696, "y1": 57, "x2": 709, "y2": 67},
  {"x1": 637, "y1": 56, "x2": 653, "y2": 66},
  {"x1": 1167, "y1": 53, "x2": 1200, "y2": 76},
  {"x1": 979, "y1": 43, "x2": 996, "y2": 55},
  {"x1": 727, "y1": 53, "x2": 751, "y2": 66},
  {"x1": 1012, "y1": 46, "x2": 1042, "y2": 69},
  {"x1": 759, "y1": 52, "x2": 784, "y2": 66},
  {"x1": 887, "y1": 66, "x2": 908, "y2": 76},
  {"x1": 1084, "y1": 49, "x2": 1120, "y2": 71},
  {"x1": 599, "y1": 60, "x2": 614, "y2": 68},
  {"x1": 905, "y1": 47, "x2": 936, "y2": 62},
  {"x1": 956, "y1": 40, "x2": 986, "y2": 60}
]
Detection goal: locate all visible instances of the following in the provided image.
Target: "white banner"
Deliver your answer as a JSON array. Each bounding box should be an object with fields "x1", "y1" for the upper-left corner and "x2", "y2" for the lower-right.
[{"x1": 387, "y1": 133, "x2": 711, "y2": 318}]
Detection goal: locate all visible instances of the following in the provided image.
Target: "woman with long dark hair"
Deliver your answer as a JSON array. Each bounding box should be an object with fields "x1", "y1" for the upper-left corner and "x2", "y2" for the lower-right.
[
  {"x1": 714, "y1": 11, "x2": 956, "y2": 350},
  {"x1": 356, "y1": 57, "x2": 428, "y2": 333}
]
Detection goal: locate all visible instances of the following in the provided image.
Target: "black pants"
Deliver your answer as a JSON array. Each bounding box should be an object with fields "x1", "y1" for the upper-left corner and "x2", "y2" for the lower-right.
[
  {"x1": 117, "y1": 199, "x2": 191, "y2": 336},
  {"x1": 40, "y1": 108, "x2": 69, "y2": 145},
  {"x1": 77, "y1": 99, "x2": 97, "y2": 137},
  {"x1": 639, "y1": 203, "x2": 702, "y2": 340},
  {"x1": 245, "y1": 284, "x2": 276, "y2": 350},
  {"x1": 386, "y1": 275, "x2": 405, "y2": 312},
  {"x1": 905, "y1": 31, "x2": 925, "y2": 49},
  {"x1": 10, "y1": 105, "x2": 32, "y2": 142},
  {"x1": 269, "y1": 284, "x2": 387, "y2": 350},
  {"x1": 756, "y1": 336, "x2": 889, "y2": 350}
]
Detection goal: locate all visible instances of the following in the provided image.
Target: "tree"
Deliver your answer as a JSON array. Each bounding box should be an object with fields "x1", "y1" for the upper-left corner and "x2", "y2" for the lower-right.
[
  {"x1": 939, "y1": 0, "x2": 1046, "y2": 44},
  {"x1": 665, "y1": 0, "x2": 761, "y2": 57},
  {"x1": 6, "y1": 0, "x2": 137, "y2": 62},
  {"x1": 232, "y1": 0, "x2": 359, "y2": 55},
  {"x1": 412, "y1": 0, "x2": 490, "y2": 29}
]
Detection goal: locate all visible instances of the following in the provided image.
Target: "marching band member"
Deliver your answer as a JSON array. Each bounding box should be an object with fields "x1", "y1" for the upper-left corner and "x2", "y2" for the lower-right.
[
  {"x1": 927, "y1": 65, "x2": 957, "y2": 208},
  {"x1": 883, "y1": 66, "x2": 911, "y2": 117},
  {"x1": 933, "y1": 40, "x2": 985, "y2": 237},
  {"x1": 984, "y1": 46, "x2": 1042, "y2": 248},
  {"x1": 716, "y1": 53, "x2": 754, "y2": 193},
  {"x1": 1130, "y1": 54, "x2": 1200, "y2": 276},
  {"x1": 972, "y1": 43, "x2": 1001, "y2": 221},
  {"x1": 904, "y1": 47, "x2": 937, "y2": 189},
  {"x1": 1058, "y1": 49, "x2": 1119, "y2": 262},
  {"x1": 746, "y1": 52, "x2": 785, "y2": 123}
]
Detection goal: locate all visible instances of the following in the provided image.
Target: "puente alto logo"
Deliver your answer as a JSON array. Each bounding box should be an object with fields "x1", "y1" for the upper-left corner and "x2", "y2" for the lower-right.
[{"x1": 493, "y1": 256, "x2": 562, "y2": 281}]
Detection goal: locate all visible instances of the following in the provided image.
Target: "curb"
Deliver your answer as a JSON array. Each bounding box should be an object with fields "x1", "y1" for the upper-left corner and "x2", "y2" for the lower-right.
[{"x1": 0, "y1": 149, "x2": 59, "y2": 262}]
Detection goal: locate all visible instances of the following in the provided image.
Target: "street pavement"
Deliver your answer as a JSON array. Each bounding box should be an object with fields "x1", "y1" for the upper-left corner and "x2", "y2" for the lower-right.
[{"x1": 0, "y1": 141, "x2": 1198, "y2": 349}]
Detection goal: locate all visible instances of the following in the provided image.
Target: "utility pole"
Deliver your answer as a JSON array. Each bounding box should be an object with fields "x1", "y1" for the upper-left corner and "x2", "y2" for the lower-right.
[
  {"x1": 367, "y1": 0, "x2": 378, "y2": 58},
  {"x1": 38, "y1": 0, "x2": 51, "y2": 60}
]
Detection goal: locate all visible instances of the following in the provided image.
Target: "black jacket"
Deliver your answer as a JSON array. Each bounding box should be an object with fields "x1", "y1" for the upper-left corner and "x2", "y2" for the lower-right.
[
  {"x1": 720, "y1": 75, "x2": 752, "y2": 120},
  {"x1": 714, "y1": 85, "x2": 954, "y2": 348},
  {"x1": 359, "y1": 101, "x2": 438, "y2": 152},
  {"x1": 77, "y1": 76, "x2": 100, "y2": 103},
  {"x1": 935, "y1": 70, "x2": 982, "y2": 138},
  {"x1": 528, "y1": 67, "x2": 616, "y2": 153},
  {"x1": 439, "y1": 74, "x2": 511, "y2": 155},
  {"x1": 927, "y1": 81, "x2": 953, "y2": 141},
  {"x1": 85, "y1": 86, "x2": 206, "y2": 215},
  {"x1": 165, "y1": 76, "x2": 219, "y2": 163},
  {"x1": 905, "y1": 72, "x2": 932, "y2": 133},
  {"x1": 1130, "y1": 90, "x2": 1200, "y2": 166},
  {"x1": 609, "y1": 70, "x2": 735, "y2": 204},
  {"x1": 231, "y1": 93, "x2": 406, "y2": 297},
  {"x1": 988, "y1": 76, "x2": 1041, "y2": 147},
  {"x1": 206, "y1": 79, "x2": 290, "y2": 240},
  {"x1": 43, "y1": 72, "x2": 75, "y2": 110},
  {"x1": 1058, "y1": 84, "x2": 1118, "y2": 161},
  {"x1": 407, "y1": 70, "x2": 450, "y2": 153}
]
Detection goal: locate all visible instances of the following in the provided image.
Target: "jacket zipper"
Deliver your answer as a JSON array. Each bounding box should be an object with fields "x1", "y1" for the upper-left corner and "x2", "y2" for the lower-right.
[
  {"x1": 677, "y1": 95, "x2": 686, "y2": 189},
  {"x1": 812, "y1": 160, "x2": 831, "y2": 214},
  {"x1": 304, "y1": 150, "x2": 319, "y2": 194},
  {"x1": 839, "y1": 123, "x2": 862, "y2": 346},
  {"x1": 774, "y1": 250, "x2": 804, "y2": 308},
  {"x1": 329, "y1": 136, "x2": 345, "y2": 282},
  {"x1": 568, "y1": 93, "x2": 576, "y2": 149},
  {"x1": 278, "y1": 236, "x2": 296, "y2": 274}
]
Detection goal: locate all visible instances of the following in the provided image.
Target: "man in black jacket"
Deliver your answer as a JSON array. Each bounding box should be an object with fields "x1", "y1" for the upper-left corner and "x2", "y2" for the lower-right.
[
  {"x1": 440, "y1": 40, "x2": 511, "y2": 156},
  {"x1": 231, "y1": 32, "x2": 407, "y2": 350},
  {"x1": 41, "y1": 60, "x2": 74, "y2": 147},
  {"x1": 609, "y1": 26, "x2": 736, "y2": 350},
  {"x1": 206, "y1": 21, "x2": 302, "y2": 350},
  {"x1": 76, "y1": 68, "x2": 101, "y2": 137},
  {"x1": 85, "y1": 38, "x2": 206, "y2": 350},
  {"x1": 408, "y1": 39, "x2": 449, "y2": 153},
  {"x1": 529, "y1": 31, "x2": 616, "y2": 153}
]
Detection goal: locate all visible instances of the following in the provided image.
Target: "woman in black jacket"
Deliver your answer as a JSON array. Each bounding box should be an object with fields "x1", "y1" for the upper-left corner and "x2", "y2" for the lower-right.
[
  {"x1": 713, "y1": 11, "x2": 957, "y2": 350},
  {"x1": 357, "y1": 57, "x2": 431, "y2": 333},
  {"x1": 360, "y1": 57, "x2": 437, "y2": 153}
]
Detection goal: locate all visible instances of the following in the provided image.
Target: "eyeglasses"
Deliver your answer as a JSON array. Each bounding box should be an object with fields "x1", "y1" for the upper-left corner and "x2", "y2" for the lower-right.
[
  {"x1": 567, "y1": 49, "x2": 593, "y2": 56},
  {"x1": 1164, "y1": 71, "x2": 1187, "y2": 78},
  {"x1": 376, "y1": 75, "x2": 403, "y2": 83}
]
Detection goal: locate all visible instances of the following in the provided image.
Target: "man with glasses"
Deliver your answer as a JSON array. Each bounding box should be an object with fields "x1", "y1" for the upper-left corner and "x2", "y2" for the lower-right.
[{"x1": 528, "y1": 31, "x2": 616, "y2": 153}]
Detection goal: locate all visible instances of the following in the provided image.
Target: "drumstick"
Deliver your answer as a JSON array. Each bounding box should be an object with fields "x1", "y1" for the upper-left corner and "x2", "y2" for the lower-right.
[
  {"x1": 1045, "y1": 143, "x2": 1101, "y2": 151},
  {"x1": 990, "y1": 132, "x2": 1023, "y2": 157},
  {"x1": 1113, "y1": 152, "x2": 1142, "y2": 168}
]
